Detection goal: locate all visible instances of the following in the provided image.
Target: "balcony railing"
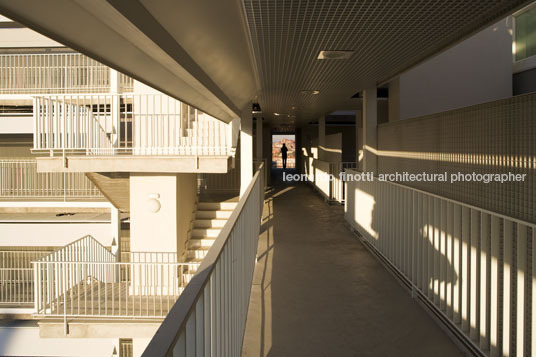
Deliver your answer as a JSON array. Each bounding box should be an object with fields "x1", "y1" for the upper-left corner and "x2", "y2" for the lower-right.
[
  {"x1": 0, "y1": 53, "x2": 133, "y2": 94},
  {"x1": 33, "y1": 94, "x2": 236, "y2": 157},
  {"x1": 345, "y1": 171, "x2": 536, "y2": 356},
  {"x1": 0, "y1": 159, "x2": 103, "y2": 198},
  {"x1": 33, "y1": 236, "x2": 200, "y2": 319},
  {"x1": 143, "y1": 163, "x2": 264, "y2": 356},
  {"x1": 301, "y1": 153, "x2": 356, "y2": 203},
  {"x1": 0, "y1": 249, "x2": 52, "y2": 305}
]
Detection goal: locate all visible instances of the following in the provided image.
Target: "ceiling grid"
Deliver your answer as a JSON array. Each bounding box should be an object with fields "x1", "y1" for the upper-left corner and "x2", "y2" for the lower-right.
[{"x1": 241, "y1": 0, "x2": 530, "y2": 126}]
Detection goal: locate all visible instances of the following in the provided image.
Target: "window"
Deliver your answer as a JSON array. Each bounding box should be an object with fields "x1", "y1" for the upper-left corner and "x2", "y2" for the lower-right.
[{"x1": 515, "y1": 5, "x2": 536, "y2": 61}]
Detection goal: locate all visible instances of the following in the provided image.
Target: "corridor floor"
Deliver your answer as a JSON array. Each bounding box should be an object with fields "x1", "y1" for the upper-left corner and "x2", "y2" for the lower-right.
[{"x1": 241, "y1": 171, "x2": 462, "y2": 357}]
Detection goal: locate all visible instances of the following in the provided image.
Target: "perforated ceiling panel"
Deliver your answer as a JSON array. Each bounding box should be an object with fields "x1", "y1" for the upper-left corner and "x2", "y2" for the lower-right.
[{"x1": 242, "y1": 0, "x2": 530, "y2": 125}]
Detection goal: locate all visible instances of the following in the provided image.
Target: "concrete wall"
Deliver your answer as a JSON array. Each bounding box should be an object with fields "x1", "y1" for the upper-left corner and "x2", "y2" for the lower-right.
[
  {"x1": 0, "y1": 325, "x2": 117, "y2": 357},
  {"x1": 399, "y1": 19, "x2": 513, "y2": 120},
  {"x1": 0, "y1": 222, "x2": 111, "y2": 247}
]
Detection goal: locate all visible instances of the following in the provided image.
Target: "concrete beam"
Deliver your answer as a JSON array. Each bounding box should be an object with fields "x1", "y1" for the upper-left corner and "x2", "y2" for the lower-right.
[
  {"x1": 36, "y1": 156, "x2": 232, "y2": 173},
  {"x1": 240, "y1": 108, "x2": 253, "y2": 196}
]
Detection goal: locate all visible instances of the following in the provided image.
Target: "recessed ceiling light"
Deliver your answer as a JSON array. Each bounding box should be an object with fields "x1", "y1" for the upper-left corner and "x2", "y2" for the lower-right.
[
  {"x1": 274, "y1": 112, "x2": 280, "y2": 116},
  {"x1": 301, "y1": 90, "x2": 320, "y2": 95},
  {"x1": 317, "y1": 50, "x2": 354, "y2": 60}
]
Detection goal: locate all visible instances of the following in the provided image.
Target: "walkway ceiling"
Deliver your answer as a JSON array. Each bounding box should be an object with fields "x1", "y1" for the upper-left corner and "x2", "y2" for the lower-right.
[{"x1": 0, "y1": 0, "x2": 531, "y2": 126}]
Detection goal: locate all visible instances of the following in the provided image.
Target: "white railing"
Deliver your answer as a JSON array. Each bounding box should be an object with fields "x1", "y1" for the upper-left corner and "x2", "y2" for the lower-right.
[
  {"x1": 142, "y1": 163, "x2": 265, "y2": 356},
  {"x1": 33, "y1": 260, "x2": 198, "y2": 319},
  {"x1": 0, "y1": 159, "x2": 103, "y2": 198},
  {"x1": 0, "y1": 250, "x2": 51, "y2": 304},
  {"x1": 33, "y1": 236, "x2": 201, "y2": 319},
  {"x1": 301, "y1": 154, "x2": 356, "y2": 203},
  {"x1": 0, "y1": 53, "x2": 133, "y2": 94},
  {"x1": 33, "y1": 94, "x2": 234, "y2": 157},
  {"x1": 345, "y1": 170, "x2": 536, "y2": 356}
]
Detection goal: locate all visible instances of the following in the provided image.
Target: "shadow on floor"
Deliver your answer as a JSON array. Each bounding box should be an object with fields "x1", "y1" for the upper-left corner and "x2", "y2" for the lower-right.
[{"x1": 241, "y1": 168, "x2": 462, "y2": 357}]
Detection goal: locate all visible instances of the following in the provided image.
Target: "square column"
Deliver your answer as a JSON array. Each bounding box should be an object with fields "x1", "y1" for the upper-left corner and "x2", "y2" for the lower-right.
[
  {"x1": 363, "y1": 87, "x2": 378, "y2": 174},
  {"x1": 355, "y1": 109, "x2": 363, "y2": 171},
  {"x1": 255, "y1": 118, "x2": 263, "y2": 162},
  {"x1": 240, "y1": 107, "x2": 253, "y2": 196},
  {"x1": 129, "y1": 173, "x2": 197, "y2": 257},
  {"x1": 318, "y1": 115, "x2": 326, "y2": 160}
]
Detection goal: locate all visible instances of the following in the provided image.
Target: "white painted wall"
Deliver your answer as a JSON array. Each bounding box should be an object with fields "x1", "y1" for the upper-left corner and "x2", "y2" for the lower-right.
[
  {"x1": 0, "y1": 325, "x2": 117, "y2": 357},
  {"x1": 130, "y1": 173, "x2": 196, "y2": 256},
  {"x1": 0, "y1": 222, "x2": 111, "y2": 247},
  {"x1": 0, "y1": 116, "x2": 33, "y2": 134},
  {"x1": 0, "y1": 28, "x2": 63, "y2": 48},
  {"x1": 399, "y1": 18, "x2": 513, "y2": 120}
]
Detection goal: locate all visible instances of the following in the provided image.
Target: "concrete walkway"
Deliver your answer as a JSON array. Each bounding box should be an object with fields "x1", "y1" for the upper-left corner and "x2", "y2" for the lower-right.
[{"x1": 242, "y1": 172, "x2": 462, "y2": 357}]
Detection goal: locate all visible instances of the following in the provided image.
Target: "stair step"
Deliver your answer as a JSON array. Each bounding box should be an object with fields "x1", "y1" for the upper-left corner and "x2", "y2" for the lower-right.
[
  {"x1": 186, "y1": 247, "x2": 210, "y2": 259},
  {"x1": 192, "y1": 228, "x2": 221, "y2": 238},
  {"x1": 188, "y1": 237, "x2": 216, "y2": 248},
  {"x1": 197, "y1": 202, "x2": 237, "y2": 210},
  {"x1": 193, "y1": 219, "x2": 227, "y2": 228},
  {"x1": 196, "y1": 210, "x2": 233, "y2": 219}
]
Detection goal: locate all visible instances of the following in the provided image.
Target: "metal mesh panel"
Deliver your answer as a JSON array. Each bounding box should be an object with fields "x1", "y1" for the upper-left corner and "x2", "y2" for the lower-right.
[{"x1": 378, "y1": 93, "x2": 536, "y2": 224}]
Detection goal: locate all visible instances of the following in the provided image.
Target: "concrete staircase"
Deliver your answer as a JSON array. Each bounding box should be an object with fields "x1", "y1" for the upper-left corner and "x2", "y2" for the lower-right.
[{"x1": 180, "y1": 200, "x2": 238, "y2": 285}]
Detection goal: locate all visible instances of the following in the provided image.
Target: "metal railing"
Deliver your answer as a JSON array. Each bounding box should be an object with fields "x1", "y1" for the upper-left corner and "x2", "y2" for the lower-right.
[
  {"x1": 301, "y1": 154, "x2": 357, "y2": 203},
  {"x1": 0, "y1": 53, "x2": 133, "y2": 94},
  {"x1": 33, "y1": 94, "x2": 234, "y2": 157},
  {"x1": 0, "y1": 159, "x2": 103, "y2": 198},
  {"x1": 344, "y1": 170, "x2": 536, "y2": 356},
  {"x1": 0, "y1": 250, "x2": 52, "y2": 304},
  {"x1": 142, "y1": 163, "x2": 265, "y2": 356},
  {"x1": 33, "y1": 236, "x2": 200, "y2": 319}
]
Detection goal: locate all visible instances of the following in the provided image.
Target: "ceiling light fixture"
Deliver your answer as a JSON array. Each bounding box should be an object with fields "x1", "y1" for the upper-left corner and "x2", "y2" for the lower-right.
[
  {"x1": 300, "y1": 90, "x2": 320, "y2": 95},
  {"x1": 252, "y1": 103, "x2": 262, "y2": 113},
  {"x1": 317, "y1": 50, "x2": 354, "y2": 60}
]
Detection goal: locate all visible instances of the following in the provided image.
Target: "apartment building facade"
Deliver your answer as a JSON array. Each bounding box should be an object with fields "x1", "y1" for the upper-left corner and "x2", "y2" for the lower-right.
[{"x1": 0, "y1": 1, "x2": 534, "y2": 357}]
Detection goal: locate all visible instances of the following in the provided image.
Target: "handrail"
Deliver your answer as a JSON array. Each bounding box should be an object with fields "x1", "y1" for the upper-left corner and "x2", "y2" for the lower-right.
[
  {"x1": 345, "y1": 170, "x2": 535, "y2": 356},
  {"x1": 142, "y1": 163, "x2": 265, "y2": 356}
]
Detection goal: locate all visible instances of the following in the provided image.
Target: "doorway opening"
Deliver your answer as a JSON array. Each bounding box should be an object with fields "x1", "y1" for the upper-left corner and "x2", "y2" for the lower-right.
[{"x1": 272, "y1": 134, "x2": 295, "y2": 169}]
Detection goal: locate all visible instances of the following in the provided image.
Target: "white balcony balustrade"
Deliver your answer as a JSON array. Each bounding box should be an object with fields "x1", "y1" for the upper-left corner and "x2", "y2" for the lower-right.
[
  {"x1": 33, "y1": 236, "x2": 200, "y2": 319},
  {"x1": 0, "y1": 249, "x2": 52, "y2": 305},
  {"x1": 0, "y1": 159, "x2": 102, "y2": 198},
  {"x1": 33, "y1": 94, "x2": 235, "y2": 158},
  {"x1": 0, "y1": 53, "x2": 133, "y2": 94}
]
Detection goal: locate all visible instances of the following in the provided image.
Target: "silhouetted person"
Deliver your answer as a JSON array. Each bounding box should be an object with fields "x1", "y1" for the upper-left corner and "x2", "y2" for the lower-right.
[{"x1": 281, "y1": 143, "x2": 288, "y2": 169}]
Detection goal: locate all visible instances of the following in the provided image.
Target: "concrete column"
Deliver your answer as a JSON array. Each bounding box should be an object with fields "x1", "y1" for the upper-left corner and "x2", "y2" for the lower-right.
[
  {"x1": 318, "y1": 115, "x2": 326, "y2": 160},
  {"x1": 110, "y1": 68, "x2": 120, "y2": 148},
  {"x1": 388, "y1": 78, "x2": 400, "y2": 122},
  {"x1": 110, "y1": 207, "x2": 121, "y2": 259},
  {"x1": 355, "y1": 109, "x2": 363, "y2": 171},
  {"x1": 255, "y1": 117, "x2": 263, "y2": 162},
  {"x1": 129, "y1": 173, "x2": 197, "y2": 258},
  {"x1": 240, "y1": 107, "x2": 253, "y2": 196},
  {"x1": 363, "y1": 88, "x2": 377, "y2": 174}
]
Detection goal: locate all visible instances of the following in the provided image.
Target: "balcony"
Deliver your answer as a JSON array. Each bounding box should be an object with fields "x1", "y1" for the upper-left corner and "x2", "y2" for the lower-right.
[
  {"x1": 32, "y1": 94, "x2": 238, "y2": 174},
  {"x1": 0, "y1": 159, "x2": 103, "y2": 200},
  {"x1": 0, "y1": 53, "x2": 133, "y2": 95}
]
